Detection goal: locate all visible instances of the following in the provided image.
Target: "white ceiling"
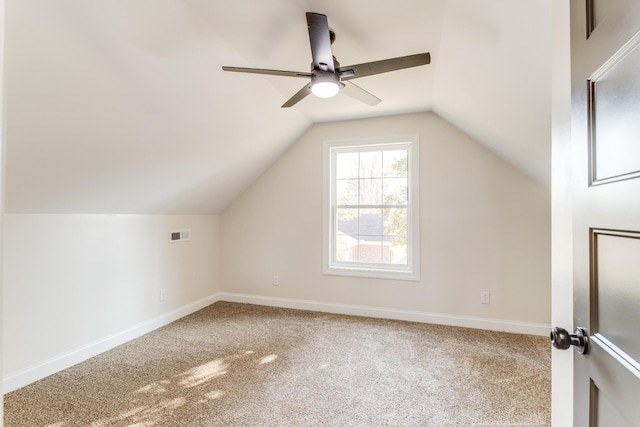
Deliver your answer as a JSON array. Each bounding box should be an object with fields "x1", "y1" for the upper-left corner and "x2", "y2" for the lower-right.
[{"x1": 4, "y1": 0, "x2": 552, "y2": 214}]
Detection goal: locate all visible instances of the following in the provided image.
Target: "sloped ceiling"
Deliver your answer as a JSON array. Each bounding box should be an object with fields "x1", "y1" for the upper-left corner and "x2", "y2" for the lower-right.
[{"x1": 4, "y1": 0, "x2": 551, "y2": 214}]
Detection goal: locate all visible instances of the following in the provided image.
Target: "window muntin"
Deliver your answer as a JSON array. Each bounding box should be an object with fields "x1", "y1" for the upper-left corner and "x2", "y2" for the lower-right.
[{"x1": 324, "y1": 137, "x2": 419, "y2": 280}]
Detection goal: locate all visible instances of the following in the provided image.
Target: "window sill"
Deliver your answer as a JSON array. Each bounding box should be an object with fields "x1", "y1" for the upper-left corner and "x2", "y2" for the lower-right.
[{"x1": 323, "y1": 265, "x2": 420, "y2": 282}]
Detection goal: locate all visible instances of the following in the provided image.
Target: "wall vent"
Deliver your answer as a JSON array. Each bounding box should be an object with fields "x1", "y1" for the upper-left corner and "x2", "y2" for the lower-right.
[{"x1": 170, "y1": 229, "x2": 191, "y2": 242}]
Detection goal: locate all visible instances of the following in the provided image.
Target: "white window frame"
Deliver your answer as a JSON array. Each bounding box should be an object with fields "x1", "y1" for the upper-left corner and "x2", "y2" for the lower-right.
[{"x1": 323, "y1": 135, "x2": 420, "y2": 281}]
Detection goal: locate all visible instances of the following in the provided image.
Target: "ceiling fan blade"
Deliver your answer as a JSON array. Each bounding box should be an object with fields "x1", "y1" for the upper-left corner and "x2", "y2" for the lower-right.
[
  {"x1": 306, "y1": 12, "x2": 335, "y2": 72},
  {"x1": 222, "y1": 66, "x2": 312, "y2": 79},
  {"x1": 282, "y1": 83, "x2": 313, "y2": 108},
  {"x1": 341, "y1": 82, "x2": 381, "y2": 106},
  {"x1": 338, "y1": 52, "x2": 430, "y2": 81}
]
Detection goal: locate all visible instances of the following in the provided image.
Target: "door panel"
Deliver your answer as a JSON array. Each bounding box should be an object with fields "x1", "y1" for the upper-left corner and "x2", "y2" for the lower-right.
[
  {"x1": 589, "y1": 36, "x2": 640, "y2": 184},
  {"x1": 587, "y1": 0, "x2": 619, "y2": 35},
  {"x1": 594, "y1": 380, "x2": 635, "y2": 427},
  {"x1": 589, "y1": 342, "x2": 640, "y2": 425},
  {"x1": 593, "y1": 230, "x2": 640, "y2": 363},
  {"x1": 571, "y1": 0, "x2": 640, "y2": 426}
]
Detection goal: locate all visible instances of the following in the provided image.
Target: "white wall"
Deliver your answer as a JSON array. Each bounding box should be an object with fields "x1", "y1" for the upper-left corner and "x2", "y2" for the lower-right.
[
  {"x1": 220, "y1": 112, "x2": 551, "y2": 332},
  {"x1": 2, "y1": 214, "x2": 220, "y2": 391},
  {"x1": 551, "y1": 1, "x2": 573, "y2": 426}
]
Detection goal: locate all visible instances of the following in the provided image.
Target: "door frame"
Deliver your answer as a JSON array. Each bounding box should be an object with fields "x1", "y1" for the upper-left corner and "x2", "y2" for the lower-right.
[{"x1": 551, "y1": 1, "x2": 574, "y2": 426}]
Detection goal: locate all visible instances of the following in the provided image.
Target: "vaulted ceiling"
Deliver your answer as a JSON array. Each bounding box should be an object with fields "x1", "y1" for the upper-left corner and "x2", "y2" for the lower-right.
[{"x1": 4, "y1": 0, "x2": 552, "y2": 214}]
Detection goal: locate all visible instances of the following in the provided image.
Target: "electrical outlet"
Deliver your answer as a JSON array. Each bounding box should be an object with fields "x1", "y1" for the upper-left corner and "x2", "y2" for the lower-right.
[
  {"x1": 160, "y1": 289, "x2": 167, "y2": 301},
  {"x1": 480, "y1": 291, "x2": 490, "y2": 304},
  {"x1": 272, "y1": 275, "x2": 279, "y2": 286}
]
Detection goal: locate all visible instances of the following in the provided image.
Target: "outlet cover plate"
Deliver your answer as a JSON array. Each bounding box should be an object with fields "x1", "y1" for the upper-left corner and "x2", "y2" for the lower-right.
[{"x1": 480, "y1": 291, "x2": 490, "y2": 304}]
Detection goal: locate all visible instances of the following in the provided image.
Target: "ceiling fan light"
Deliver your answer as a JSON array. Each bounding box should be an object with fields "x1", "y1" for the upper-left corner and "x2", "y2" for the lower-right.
[{"x1": 312, "y1": 81, "x2": 340, "y2": 98}]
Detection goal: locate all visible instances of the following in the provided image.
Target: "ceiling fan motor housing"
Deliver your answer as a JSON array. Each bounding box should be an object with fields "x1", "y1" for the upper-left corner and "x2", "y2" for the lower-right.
[{"x1": 311, "y1": 71, "x2": 341, "y2": 98}]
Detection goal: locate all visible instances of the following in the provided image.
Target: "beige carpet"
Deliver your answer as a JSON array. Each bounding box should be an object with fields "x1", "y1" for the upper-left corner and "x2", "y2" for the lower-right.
[{"x1": 4, "y1": 302, "x2": 550, "y2": 426}]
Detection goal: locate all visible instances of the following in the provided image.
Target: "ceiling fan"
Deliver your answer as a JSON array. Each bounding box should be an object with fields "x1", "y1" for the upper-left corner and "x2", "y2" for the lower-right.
[{"x1": 222, "y1": 12, "x2": 431, "y2": 108}]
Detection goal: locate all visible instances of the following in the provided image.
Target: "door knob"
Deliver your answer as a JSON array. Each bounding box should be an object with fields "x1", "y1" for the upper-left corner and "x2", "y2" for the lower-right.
[{"x1": 550, "y1": 327, "x2": 589, "y2": 354}]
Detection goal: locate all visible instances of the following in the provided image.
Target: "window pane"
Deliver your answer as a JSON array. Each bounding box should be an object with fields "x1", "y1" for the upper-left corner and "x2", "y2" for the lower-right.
[
  {"x1": 384, "y1": 208, "x2": 407, "y2": 237},
  {"x1": 336, "y1": 179, "x2": 358, "y2": 205},
  {"x1": 384, "y1": 208, "x2": 408, "y2": 265},
  {"x1": 386, "y1": 241, "x2": 408, "y2": 265},
  {"x1": 355, "y1": 241, "x2": 383, "y2": 264},
  {"x1": 384, "y1": 207, "x2": 408, "y2": 265},
  {"x1": 382, "y1": 242, "x2": 394, "y2": 264},
  {"x1": 360, "y1": 151, "x2": 382, "y2": 178},
  {"x1": 336, "y1": 208, "x2": 358, "y2": 238},
  {"x1": 383, "y1": 177, "x2": 408, "y2": 205},
  {"x1": 383, "y1": 149, "x2": 408, "y2": 177},
  {"x1": 359, "y1": 208, "x2": 383, "y2": 237},
  {"x1": 359, "y1": 178, "x2": 382, "y2": 204},
  {"x1": 336, "y1": 234, "x2": 357, "y2": 262},
  {"x1": 336, "y1": 152, "x2": 359, "y2": 179}
]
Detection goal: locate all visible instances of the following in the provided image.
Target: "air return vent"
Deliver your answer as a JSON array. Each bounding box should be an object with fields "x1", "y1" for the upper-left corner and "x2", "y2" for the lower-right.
[{"x1": 170, "y1": 229, "x2": 191, "y2": 243}]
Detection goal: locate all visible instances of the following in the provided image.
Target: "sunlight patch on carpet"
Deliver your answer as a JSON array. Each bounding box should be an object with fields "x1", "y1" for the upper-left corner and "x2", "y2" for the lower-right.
[
  {"x1": 135, "y1": 380, "x2": 171, "y2": 394},
  {"x1": 178, "y1": 359, "x2": 228, "y2": 388},
  {"x1": 259, "y1": 354, "x2": 278, "y2": 364},
  {"x1": 199, "y1": 389, "x2": 226, "y2": 403}
]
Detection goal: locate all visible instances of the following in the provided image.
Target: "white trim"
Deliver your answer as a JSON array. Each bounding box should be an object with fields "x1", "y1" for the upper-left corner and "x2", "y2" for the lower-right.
[
  {"x1": 218, "y1": 292, "x2": 550, "y2": 337},
  {"x1": 2, "y1": 294, "x2": 221, "y2": 393}
]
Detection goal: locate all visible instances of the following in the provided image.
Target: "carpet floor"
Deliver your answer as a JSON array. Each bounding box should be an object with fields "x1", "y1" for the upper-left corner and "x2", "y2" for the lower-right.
[{"x1": 4, "y1": 302, "x2": 551, "y2": 426}]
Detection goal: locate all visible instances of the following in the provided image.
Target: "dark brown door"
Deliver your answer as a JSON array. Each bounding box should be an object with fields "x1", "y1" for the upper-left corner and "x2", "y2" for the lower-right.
[{"x1": 571, "y1": 0, "x2": 640, "y2": 425}]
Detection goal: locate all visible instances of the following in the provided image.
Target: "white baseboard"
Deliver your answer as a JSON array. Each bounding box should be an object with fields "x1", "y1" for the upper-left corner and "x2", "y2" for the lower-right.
[
  {"x1": 218, "y1": 292, "x2": 550, "y2": 337},
  {"x1": 3, "y1": 293, "x2": 221, "y2": 394},
  {"x1": 4, "y1": 292, "x2": 549, "y2": 394}
]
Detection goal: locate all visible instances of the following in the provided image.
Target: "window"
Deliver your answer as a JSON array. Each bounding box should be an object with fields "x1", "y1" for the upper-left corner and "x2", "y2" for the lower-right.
[{"x1": 323, "y1": 136, "x2": 420, "y2": 280}]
